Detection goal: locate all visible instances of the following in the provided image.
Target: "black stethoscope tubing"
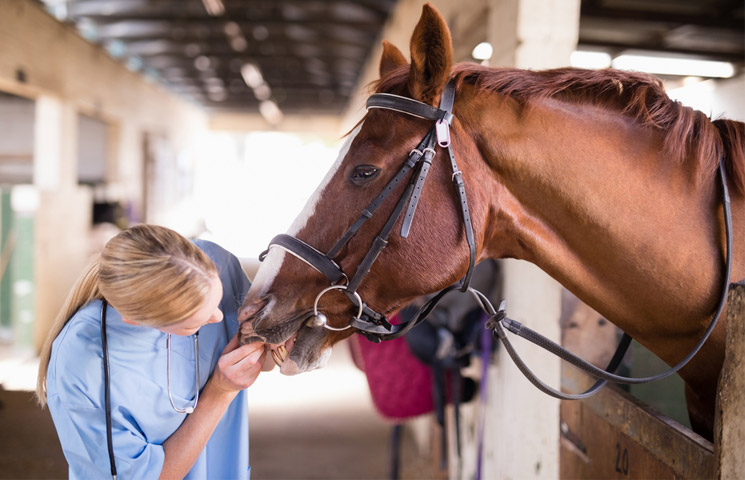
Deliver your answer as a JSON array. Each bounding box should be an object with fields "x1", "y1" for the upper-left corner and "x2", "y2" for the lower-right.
[
  {"x1": 100, "y1": 299, "x2": 117, "y2": 480},
  {"x1": 99, "y1": 299, "x2": 203, "y2": 480}
]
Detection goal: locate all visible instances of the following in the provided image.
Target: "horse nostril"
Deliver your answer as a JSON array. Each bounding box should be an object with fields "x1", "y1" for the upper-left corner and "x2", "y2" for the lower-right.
[{"x1": 238, "y1": 296, "x2": 270, "y2": 322}]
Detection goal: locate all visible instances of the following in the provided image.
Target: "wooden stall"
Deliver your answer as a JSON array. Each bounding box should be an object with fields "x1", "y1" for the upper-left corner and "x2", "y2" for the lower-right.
[{"x1": 560, "y1": 283, "x2": 745, "y2": 479}]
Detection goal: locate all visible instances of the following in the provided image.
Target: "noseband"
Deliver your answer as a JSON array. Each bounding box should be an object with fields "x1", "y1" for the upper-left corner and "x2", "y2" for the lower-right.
[
  {"x1": 260, "y1": 79, "x2": 476, "y2": 342},
  {"x1": 258, "y1": 79, "x2": 734, "y2": 400}
]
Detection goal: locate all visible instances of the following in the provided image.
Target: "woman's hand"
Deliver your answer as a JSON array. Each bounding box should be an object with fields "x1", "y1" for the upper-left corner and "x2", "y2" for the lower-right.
[{"x1": 208, "y1": 334, "x2": 266, "y2": 394}]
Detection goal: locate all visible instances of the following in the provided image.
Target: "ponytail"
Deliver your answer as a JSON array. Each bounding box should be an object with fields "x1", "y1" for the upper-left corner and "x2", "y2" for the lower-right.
[{"x1": 36, "y1": 255, "x2": 102, "y2": 407}]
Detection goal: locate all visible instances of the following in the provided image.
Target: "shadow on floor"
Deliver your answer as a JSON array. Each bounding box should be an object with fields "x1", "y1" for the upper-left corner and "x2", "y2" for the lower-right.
[{"x1": 0, "y1": 387, "x2": 67, "y2": 479}]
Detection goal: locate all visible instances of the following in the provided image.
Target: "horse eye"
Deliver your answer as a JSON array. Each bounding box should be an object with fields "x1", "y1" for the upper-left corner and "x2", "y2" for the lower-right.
[{"x1": 350, "y1": 165, "x2": 380, "y2": 185}]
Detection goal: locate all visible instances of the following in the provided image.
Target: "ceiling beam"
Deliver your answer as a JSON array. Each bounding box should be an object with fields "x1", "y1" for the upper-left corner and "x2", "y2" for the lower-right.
[{"x1": 580, "y1": 4, "x2": 745, "y2": 31}]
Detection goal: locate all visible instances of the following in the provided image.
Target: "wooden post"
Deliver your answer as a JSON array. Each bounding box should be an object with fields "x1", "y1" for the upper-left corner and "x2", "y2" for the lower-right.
[{"x1": 716, "y1": 282, "x2": 745, "y2": 478}]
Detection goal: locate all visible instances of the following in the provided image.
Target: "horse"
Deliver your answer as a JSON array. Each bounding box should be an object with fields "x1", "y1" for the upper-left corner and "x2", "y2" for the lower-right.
[{"x1": 238, "y1": 3, "x2": 745, "y2": 441}]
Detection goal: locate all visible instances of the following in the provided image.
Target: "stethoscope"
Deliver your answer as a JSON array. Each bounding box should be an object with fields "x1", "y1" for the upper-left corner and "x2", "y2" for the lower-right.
[{"x1": 100, "y1": 300, "x2": 200, "y2": 479}]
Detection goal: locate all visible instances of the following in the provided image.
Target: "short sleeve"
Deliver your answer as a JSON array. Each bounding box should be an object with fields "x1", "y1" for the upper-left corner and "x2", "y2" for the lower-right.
[{"x1": 47, "y1": 314, "x2": 169, "y2": 479}]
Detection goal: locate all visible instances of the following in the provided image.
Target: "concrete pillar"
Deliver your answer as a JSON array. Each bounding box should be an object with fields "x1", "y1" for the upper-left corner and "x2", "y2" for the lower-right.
[
  {"x1": 32, "y1": 186, "x2": 91, "y2": 353},
  {"x1": 33, "y1": 96, "x2": 77, "y2": 190},
  {"x1": 482, "y1": 261, "x2": 562, "y2": 479},
  {"x1": 478, "y1": 1, "x2": 579, "y2": 479},
  {"x1": 31, "y1": 95, "x2": 92, "y2": 352},
  {"x1": 489, "y1": 0, "x2": 581, "y2": 69}
]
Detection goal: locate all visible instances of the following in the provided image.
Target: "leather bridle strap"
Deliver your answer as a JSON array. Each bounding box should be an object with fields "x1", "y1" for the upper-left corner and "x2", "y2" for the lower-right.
[
  {"x1": 438, "y1": 83, "x2": 476, "y2": 291},
  {"x1": 260, "y1": 80, "x2": 478, "y2": 340},
  {"x1": 327, "y1": 130, "x2": 436, "y2": 258},
  {"x1": 367, "y1": 93, "x2": 454, "y2": 124},
  {"x1": 261, "y1": 128, "x2": 439, "y2": 328},
  {"x1": 367, "y1": 81, "x2": 477, "y2": 292},
  {"x1": 260, "y1": 235, "x2": 346, "y2": 285},
  {"x1": 346, "y1": 144, "x2": 434, "y2": 294}
]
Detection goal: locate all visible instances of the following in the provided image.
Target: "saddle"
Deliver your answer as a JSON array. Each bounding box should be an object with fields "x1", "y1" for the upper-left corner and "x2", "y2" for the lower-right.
[{"x1": 350, "y1": 260, "x2": 500, "y2": 475}]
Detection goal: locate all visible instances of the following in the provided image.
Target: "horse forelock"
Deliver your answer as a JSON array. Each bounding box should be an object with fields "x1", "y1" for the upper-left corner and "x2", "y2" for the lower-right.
[{"x1": 372, "y1": 63, "x2": 745, "y2": 194}]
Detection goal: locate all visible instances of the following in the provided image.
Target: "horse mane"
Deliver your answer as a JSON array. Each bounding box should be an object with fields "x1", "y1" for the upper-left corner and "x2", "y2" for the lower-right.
[{"x1": 374, "y1": 64, "x2": 745, "y2": 193}]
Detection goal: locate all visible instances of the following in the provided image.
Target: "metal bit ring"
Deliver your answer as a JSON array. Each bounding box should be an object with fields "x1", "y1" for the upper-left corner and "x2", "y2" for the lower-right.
[{"x1": 312, "y1": 285, "x2": 363, "y2": 331}]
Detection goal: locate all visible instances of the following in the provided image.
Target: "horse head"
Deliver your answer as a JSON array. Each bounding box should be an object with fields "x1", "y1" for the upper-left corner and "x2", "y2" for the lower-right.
[{"x1": 237, "y1": 4, "x2": 492, "y2": 374}]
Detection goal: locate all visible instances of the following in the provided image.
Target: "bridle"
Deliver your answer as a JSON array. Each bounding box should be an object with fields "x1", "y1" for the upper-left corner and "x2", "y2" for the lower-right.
[
  {"x1": 260, "y1": 79, "x2": 476, "y2": 343},
  {"x1": 258, "y1": 78, "x2": 734, "y2": 400}
]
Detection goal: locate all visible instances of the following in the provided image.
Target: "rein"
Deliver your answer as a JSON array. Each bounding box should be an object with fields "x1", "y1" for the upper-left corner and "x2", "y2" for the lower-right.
[{"x1": 258, "y1": 80, "x2": 733, "y2": 400}]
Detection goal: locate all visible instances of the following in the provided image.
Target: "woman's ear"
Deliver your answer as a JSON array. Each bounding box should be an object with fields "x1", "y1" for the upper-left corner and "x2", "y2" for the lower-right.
[
  {"x1": 408, "y1": 3, "x2": 453, "y2": 105},
  {"x1": 379, "y1": 40, "x2": 407, "y2": 78},
  {"x1": 120, "y1": 317, "x2": 139, "y2": 326}
]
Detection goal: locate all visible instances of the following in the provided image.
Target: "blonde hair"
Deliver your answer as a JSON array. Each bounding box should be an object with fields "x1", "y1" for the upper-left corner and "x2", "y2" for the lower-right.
[{"x1": 36, "y1": 224, "x2": 217, "y2": 407}]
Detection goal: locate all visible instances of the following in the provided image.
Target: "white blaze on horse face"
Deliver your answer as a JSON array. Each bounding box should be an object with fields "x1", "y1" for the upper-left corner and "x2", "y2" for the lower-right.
[{"x1": 250, "y1": 124, "x2": 363, "y2": 298}]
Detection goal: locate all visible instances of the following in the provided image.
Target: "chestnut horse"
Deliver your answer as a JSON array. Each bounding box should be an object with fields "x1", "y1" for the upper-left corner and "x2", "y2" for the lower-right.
[{"x1": 239, "y1": 4, "x2": 745, "y2": 440}]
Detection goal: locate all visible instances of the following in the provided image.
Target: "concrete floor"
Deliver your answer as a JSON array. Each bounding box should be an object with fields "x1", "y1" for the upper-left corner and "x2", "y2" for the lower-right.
[
  {"x1": 248, "y1": 340, "x2": 395, "y2": 480},
  {"x1": 0, "y1": 341, "x2": 438, "y2": 480}
]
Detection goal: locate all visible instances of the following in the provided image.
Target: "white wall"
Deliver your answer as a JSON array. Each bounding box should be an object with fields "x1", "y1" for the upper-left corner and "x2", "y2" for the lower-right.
[{"x1": 0, "y1": 0, "x2": 211, "y2": 351}]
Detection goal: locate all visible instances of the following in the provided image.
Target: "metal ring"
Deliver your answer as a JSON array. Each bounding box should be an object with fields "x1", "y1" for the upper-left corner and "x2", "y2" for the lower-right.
[
  {"x1": 313, "y1": 285, "x2": 363, "y2": 331},
  {"x1": 409, "y1": 148, "x2": 423, "y2": 157},
  {"x1": 422, "y1": 147, "x2": 437, "y2": 157},
  {"x1": 452, "y1": 170, "x2": 462, "y2": 181}
]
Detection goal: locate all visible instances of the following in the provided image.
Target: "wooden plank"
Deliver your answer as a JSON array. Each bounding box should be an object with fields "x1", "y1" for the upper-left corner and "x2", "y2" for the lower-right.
[
  {"x1": 560, "y1": 368, "x2": 716, "y2": 479},
  {"x1": 716, "y1": 282, "x2": 745, "y2": 478}
]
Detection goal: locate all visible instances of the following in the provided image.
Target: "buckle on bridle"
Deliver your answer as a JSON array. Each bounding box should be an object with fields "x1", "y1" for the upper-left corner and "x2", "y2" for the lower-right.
[{"x1": 436, "y1": 118, "x2": 451, "y2": 147}]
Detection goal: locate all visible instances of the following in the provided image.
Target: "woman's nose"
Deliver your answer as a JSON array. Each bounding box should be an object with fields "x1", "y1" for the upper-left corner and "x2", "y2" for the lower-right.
[{"x1": 210, "y1": 309, "x2": 224, "y2": 324}]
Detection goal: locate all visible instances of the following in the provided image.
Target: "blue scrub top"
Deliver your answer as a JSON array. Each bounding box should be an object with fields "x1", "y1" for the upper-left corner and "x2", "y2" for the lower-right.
[{"x1": 46, "y1": 240, "x2": 252, "y2": 480}]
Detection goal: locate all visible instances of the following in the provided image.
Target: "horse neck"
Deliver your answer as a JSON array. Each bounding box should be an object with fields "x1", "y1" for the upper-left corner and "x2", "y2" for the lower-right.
[{"x1": 465, "y1": 90, "x2": 726, "y2": 369}]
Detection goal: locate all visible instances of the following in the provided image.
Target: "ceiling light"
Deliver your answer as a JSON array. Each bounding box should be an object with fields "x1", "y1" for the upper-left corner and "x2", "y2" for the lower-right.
[
  {"x1": 682, "y1": 76, "x2": 705, "y2": 86},
  {"x1": 194, "y1": 55, "x2": 211, "y2": 71},
  {"x1": 471, "y1": 42, "x2": 493, "y2": 61},
  {"x1": 253, "y1": 25, "x2": 269, "y2": 41},
  {"x1": 223, "y1": 21, "x2": 240, "y2": 37},
  {"x1": 253, "y1": 83, "x2": 272, "y2": 101},
  {"x1": 201, "y1": 0, "x2": 224, "y2": 16},
  {"x1": 230, "y1": 37, "x2": 248, "y2": 52},
  {"x1": 259, "y1": 100, "x2": 283, "y2": 125},
  {"x1": 612, "y1": 54, "x2": 735, "y2": 78},
  {"x1": 570, "y1": 50, "x2": 612, "y2": 69},
  {"x1": 241, "y1": 63, "x2": 264, "y2": 88}
]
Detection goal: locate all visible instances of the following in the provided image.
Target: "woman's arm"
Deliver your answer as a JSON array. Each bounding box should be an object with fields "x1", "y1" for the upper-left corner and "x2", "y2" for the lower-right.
[{"x1": 158, "y1": 335, "x2": 265, "y2": 480}]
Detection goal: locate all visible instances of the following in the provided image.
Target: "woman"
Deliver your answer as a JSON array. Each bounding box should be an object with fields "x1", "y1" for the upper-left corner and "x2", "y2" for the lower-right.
[{"x1": 36, "y1": 224, "x2": 265, "y2": 479}]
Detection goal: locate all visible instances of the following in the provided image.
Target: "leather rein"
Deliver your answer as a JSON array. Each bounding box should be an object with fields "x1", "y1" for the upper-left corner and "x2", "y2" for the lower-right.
[{"x1": 259, "y1": 79, "x2": 734, "y2": 400}]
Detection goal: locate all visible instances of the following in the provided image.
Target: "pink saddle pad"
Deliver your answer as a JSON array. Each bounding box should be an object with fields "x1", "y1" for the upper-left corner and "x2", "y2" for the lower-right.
[{"x1": 349, "y1": 315, "x2": 434, "y2": 422}]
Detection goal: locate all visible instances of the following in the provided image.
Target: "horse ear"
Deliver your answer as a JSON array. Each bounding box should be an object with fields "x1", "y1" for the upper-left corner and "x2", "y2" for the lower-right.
[
  {"x1": 408, "y1": 3, "x2": 453, "y2": 104},
  {"x1": 379, "y1": 40, "x2": 407, "y2": 78}
]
